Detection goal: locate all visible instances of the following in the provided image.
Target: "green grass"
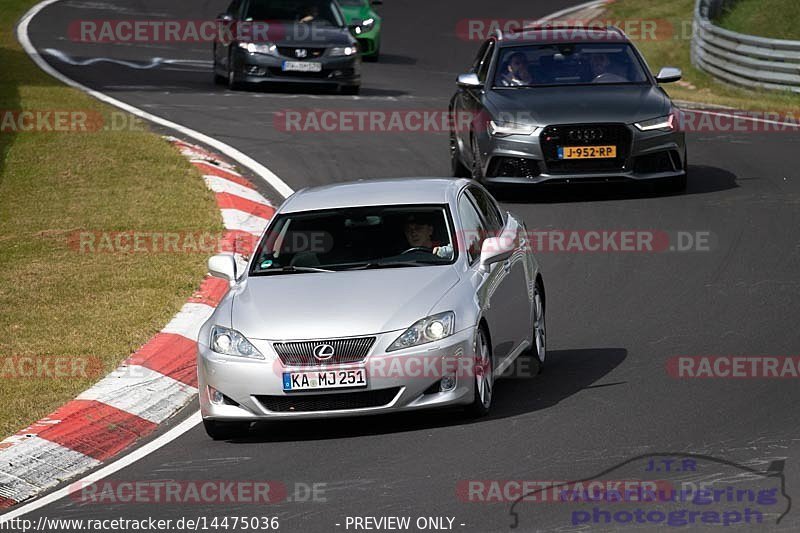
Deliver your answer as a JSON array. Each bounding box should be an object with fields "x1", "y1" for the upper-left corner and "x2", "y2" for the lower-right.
[
  {"x1": 717, "y1": 0, "x2": 800, "y2": 40},
  {"x1": 605, "y1": 0, "x2": 800, "y2": 114},
  {"x1": 0, "y1": 2, "x2": 222, "y2": 438}
]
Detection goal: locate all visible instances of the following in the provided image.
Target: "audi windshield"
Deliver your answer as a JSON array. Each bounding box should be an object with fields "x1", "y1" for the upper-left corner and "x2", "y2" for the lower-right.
[{"x1": 494, "y1": 43, "x2": 650, "y2": 88}]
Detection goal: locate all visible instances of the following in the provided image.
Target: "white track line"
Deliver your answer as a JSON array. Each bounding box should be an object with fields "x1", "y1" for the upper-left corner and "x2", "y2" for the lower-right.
[
  {"x1": 5, "y1": 0, "x2": 292, "y2": 521},
  {"x1": 15, "y1": 0, "x2": 294, "y2": 199},
  {"x1": 0, "y1": 414, "x2": 201, "y2": 523}
]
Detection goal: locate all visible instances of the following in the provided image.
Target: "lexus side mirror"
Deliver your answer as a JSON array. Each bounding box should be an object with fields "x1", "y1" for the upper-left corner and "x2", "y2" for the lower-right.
[
  {"x1": 208, "y1": 254, "x2": 237, "y2": 282},
  {"x1": 479, "y1": 236, "x2": 514, "y2": 272}
]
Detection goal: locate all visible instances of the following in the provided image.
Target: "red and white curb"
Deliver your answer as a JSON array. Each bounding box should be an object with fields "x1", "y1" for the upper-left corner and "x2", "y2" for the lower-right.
[{"x1": 0, "y1": 138, "x2": 274, "y2": 509}]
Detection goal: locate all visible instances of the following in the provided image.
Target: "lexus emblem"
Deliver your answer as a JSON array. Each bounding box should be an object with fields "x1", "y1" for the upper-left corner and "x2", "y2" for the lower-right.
[
  {"x1": 312, "y1": 344, "x2": 335, "y2": 361},
  {"x1": 295, "y1": 48, "x2": 308, "y2": 58}
]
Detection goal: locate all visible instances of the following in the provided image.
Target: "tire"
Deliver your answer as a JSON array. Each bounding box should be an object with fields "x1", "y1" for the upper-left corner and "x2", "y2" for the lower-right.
[
  {"x1": 340, "y1": 85, "x2": 360, "y2": 95},
  {"x1": 526, "y1": 282, "x2": 546, "y2": 375},
  {"x1": 450, "y1": 129, "x2": 470, "y2": 177},
  {"x1": 203, "y1": 419, "x2": 250, "y2": 440},
  {"x1": 227, "y1": 52, "x2": 241, "y2": 91},
  {"x1": 465, "y1": 327, "x2": 493, "y2": 418},
  {"x1": 470, "y1": 134, "x2": 484, "y2": 182},
  {"x1": 214, "y1": 71, "x2": 226, "y2": 85}
]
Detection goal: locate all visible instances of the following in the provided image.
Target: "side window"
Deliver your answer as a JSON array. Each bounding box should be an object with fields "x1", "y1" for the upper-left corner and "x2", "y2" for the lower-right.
[
  {"x1": 476, "y1": 41, "x2": 495, "y2": 83},
  {"x1": 467, "y1": 186, "x2": 503, "y2": 234},
  {"x1": 458, "y1": 195, "x2": 487, "y2": 264}
]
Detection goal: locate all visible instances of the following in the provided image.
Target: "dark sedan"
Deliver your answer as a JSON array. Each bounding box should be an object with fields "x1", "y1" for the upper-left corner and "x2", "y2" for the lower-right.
[{"x1": 213, "y1": 0, "x2": 361, "y2": 94}]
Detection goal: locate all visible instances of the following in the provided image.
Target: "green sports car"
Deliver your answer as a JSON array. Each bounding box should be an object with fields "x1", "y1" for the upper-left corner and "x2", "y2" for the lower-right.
[{"x1": 339, "y1": 0, "x2": 382, "y2": 61}]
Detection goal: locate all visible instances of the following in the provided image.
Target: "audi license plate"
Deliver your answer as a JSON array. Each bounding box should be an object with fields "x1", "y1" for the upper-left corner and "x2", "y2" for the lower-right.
[
  {"x1": 282, "y1": 368, "x2": 367, "y2": 391},
  {"x1": 282, "y1": 61, "x2": 322, "y2": 72},
  {"x1": 558, "y1": 145, "x2": 617, "y2": 159}
]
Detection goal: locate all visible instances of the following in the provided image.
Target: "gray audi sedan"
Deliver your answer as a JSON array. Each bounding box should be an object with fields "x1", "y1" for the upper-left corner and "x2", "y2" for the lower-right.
[
  {"x1": 198, "y1": 178, "x2": 546, "y2": 439},
  {"x1": 449, "y1": 25, "x2": 687, "y2": 191}
]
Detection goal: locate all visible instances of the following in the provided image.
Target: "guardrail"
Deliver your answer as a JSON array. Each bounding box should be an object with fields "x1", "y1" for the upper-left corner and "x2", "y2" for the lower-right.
[{"x1": 691, "y1": 0, "x2": 800, "y2": 93}]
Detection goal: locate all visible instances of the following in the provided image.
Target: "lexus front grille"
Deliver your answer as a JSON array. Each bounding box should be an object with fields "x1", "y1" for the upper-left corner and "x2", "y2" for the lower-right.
[{"x1": 273, "y1": 337, "x2": 376, "y2": 367}]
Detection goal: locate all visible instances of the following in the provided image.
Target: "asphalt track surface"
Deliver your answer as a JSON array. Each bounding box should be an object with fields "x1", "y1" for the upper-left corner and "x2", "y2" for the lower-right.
[{"x1": 13, "y1": 0, "x2": 800, "y2": 531}]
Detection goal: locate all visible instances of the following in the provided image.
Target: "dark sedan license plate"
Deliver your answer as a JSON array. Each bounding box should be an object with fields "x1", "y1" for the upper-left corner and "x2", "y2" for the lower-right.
[
  {"x1": 558, "y1": 145, "x2": 617, "y2": 159},
  {"x1": 282, "y1": 61, "x2": 322, "y2": 72},
  {"x1": 282, "y1": 368, "x2": 367, "y2": 391}
]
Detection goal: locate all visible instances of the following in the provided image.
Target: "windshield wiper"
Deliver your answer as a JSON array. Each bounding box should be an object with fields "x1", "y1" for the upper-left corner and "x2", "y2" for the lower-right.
[
  {"x1": 253, "y1": 265, "x2": 335, "y2": 275},
  {"x1": 344, "y1": 261, "x2": 430, "y2": 271}
]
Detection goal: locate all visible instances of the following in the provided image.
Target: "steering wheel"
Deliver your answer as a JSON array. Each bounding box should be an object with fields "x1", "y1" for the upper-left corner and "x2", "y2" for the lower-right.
[{"x1": 400, "y1": 247, "x2": 431, "y2": 255}]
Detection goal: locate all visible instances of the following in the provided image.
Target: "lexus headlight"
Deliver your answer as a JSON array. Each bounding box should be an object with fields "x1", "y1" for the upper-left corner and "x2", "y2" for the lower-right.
[
  {"x1": 387, "y1": 312, "x2": 455, "y2": 352},
  {"x1": 488, "y1": 120, "x2": 540, "y2": 137},
  {"x1": 210, "y1": 326, "x2": 264, "y2": 359},
  {"x1": 330, "y1": 46, "x2": 358, "y2": 57},
  {"x1": 635, "y1": 113, "x2": 676, "y2": 132},
  {"x1": 239, "y1": 42, "x2": 278, "y2": 55}
]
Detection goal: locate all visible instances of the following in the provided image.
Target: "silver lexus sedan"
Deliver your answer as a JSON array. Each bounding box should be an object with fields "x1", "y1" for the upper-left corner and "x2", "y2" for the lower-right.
[{"x1": 198, "y1": 178, "x2": 546, "y2": 439}]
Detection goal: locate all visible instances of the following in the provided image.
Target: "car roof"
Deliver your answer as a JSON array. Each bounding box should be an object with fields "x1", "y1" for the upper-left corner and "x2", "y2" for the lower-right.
[
  {"x1": 279, "y1": 178, "x2": 472, "y2": 213},
  {"x1": 496, "y1": 24, "x2": 630, "y2": 45}
]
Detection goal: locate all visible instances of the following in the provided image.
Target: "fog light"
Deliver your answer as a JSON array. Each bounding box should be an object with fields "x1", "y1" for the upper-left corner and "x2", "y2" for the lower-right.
[
  {"x1": 208, "y1": 386, "x2": 224, "y2": 405},
  {"x1": 440, "y1": 374, "x2": 457, "y2": 392}
]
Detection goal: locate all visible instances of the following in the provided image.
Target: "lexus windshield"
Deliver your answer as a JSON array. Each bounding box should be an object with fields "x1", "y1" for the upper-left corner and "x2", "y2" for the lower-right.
[{"x1": 250, "y1": 205, "x2": 457, "y2": 275}]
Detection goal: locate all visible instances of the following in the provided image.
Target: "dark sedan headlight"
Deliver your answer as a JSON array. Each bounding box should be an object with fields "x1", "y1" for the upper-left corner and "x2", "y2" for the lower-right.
[
  {"x1": 239, "y1": 42, "x2": 278, "y2": 56},
  {"x1": 330, "y1": 46, "x2": 358, "y2": 57},
  {"x1": 210, "y1": 326, "x2": 264, "y2": 359},
  {"x1": 488, "y1": 120, "x2": 540, "y2": 137},
  {"x1": 635, "y1": 113, "x2": 677, "y2": 132},
  {"x1": 387, "y1": 312, "x2": 455, "y2": 352}
]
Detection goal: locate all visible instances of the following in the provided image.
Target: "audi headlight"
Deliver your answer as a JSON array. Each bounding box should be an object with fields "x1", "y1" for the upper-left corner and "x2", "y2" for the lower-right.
[
  {"x1": 239, "y1": 42, "x2": 278, "y2": 55},
  {"x1": 330, "y1": 46, "x2": 358, "y2": 57},
  {"x1": 210, "y1": 326, "x2": 264, "y2": 359},
  {"x1": 635, "y1": 113, "x2": 676, "y2": 132},
  {"x1": 488, "y1": 120, "x2": 540, "y2": 137},
  {"x1": 387, "y1": 312, "x2": 455, "y2": 352}
]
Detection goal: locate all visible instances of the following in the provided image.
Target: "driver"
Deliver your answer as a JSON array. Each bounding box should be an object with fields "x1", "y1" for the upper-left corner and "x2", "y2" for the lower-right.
[
  {"x1": 403, "y1": 214, "x2": 453, "y2": 259},
  {"x1": 589, "y1": 52, "x2": 611, "y2": 80},
  {"x1": 298, "y1": 4, "x2": 319, "y2": 23},
  {"x1": 499, "y1": 52, "x2": 534, "y2": 87}
]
